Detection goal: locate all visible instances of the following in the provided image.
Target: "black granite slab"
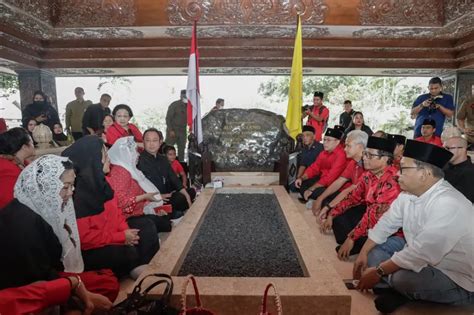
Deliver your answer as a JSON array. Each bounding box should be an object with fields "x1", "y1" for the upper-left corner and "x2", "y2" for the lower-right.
[{"x1": 177, "y1": 193, "x2": 305, "y2": 277}]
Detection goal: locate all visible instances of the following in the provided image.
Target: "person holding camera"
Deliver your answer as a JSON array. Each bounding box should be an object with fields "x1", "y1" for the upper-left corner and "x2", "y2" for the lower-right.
[
  {"x1": 305, "y1": 91, "x2": 329, "y2": 142},
  {"x1": 411, "y1": 77, "x2": 454, "y2": 138}
]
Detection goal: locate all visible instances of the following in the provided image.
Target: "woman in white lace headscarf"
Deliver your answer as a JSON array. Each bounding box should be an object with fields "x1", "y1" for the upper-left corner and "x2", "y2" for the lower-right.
[
  {"x1": 15, "y1": 154, "x2": 84, "y2": 273},
  {"x1": 108, "y1": 136, "x2": 172, "y2": 233}
]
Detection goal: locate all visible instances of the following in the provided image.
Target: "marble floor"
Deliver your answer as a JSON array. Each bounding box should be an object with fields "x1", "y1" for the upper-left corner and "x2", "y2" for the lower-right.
[{"x1": 117, "y1": 190, "x2": 474, "y2": 315}]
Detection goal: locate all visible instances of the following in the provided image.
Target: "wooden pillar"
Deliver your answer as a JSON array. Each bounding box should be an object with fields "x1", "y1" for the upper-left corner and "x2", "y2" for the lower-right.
[{"x1": 16, "y1": 70, "x2": 58, "y2": 110}]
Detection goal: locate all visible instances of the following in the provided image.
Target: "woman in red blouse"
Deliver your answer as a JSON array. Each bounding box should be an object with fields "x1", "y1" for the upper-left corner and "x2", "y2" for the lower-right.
[
  {"x1": 108, "y1": 137, "x2": 172, "y2": 233},
  {"x1": 0, "y1": 127, "x2": 35, "y2": 209},
  {"x1": 62, "y1": 136, "x2": 160, "y2": 279},
  {"x1": 106, "y1": 104, "x2": 143, "y2": 149}
]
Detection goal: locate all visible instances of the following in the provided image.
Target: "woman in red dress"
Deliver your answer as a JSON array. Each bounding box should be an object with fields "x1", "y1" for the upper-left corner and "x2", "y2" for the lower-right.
[{"x1": 106, "y1": 104, "x2": 143, "y2": 149}]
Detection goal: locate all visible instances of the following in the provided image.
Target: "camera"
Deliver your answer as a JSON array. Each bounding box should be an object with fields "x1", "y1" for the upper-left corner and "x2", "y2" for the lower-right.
[
  {"x1": 428, "y1": 95, "x2": 443, "y2": 110},
  {"x1": 302, "y1": 104, "x2": 314, "y2": 112}
]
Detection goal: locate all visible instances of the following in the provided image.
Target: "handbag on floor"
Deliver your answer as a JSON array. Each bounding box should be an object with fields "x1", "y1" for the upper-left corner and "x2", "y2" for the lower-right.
[
  {"x1": 259, "y1": 283, "x2": 282, "y2": 315},
  {"x1": 111, "y1": 273, "x2": 179, "y2": 315},
  {"x1": 179, "y1": 275, "x2": 215, "y2": 315}
]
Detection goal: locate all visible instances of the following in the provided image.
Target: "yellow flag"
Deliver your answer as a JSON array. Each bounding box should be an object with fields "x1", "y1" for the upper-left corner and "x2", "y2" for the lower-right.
[{"x1": 285, "y1": 15, "x2": 303, "y2": 139}]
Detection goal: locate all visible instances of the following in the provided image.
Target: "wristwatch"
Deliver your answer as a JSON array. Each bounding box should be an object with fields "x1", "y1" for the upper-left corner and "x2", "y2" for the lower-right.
[{"x1": 375, "y1": 264, "x2": 386, "y2": 278}]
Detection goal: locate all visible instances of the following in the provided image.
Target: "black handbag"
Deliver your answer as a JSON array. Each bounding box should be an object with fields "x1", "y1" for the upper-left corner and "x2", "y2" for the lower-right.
[{"x1": 111, "y1": 273, "x2": 180, "y2": 315}]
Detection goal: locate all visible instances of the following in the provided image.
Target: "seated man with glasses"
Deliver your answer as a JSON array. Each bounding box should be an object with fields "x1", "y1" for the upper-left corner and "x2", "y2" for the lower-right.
[
  {"x1": 354, "y1": 140, "x2": 473, "y2": 313},
  {"x1": 294, "y1": 128, "x2": 347, "y2": 207},
  {"x1": 321, "y1": 137, "x2": 402, "y2": 260},
  {"x1": 443, "y1": 136, "x2": 474, "y2": 202}
]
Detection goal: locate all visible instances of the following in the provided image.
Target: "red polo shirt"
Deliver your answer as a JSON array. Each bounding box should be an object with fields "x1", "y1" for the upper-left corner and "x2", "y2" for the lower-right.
[
  {"x1": 415, "y1": 135, "x2": 443, "y2": 147},
  {"x1": 303, "y1": 145, "x2": 347, "y2": 187},
  {"x1": 306, "y1": 104, "x2": 329, "y2": 142}
]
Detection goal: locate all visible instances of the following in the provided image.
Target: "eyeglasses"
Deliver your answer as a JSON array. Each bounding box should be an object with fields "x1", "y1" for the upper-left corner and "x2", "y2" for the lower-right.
[
  {"x1": 399, "y1": 166, "x2": 419, "y2": 174},
  {"x1": 362, "y1": 151, "x2": 388, "y2": 159},
  {"x1": 444, "y1": 146, "x2": 464, "y2": 151}
]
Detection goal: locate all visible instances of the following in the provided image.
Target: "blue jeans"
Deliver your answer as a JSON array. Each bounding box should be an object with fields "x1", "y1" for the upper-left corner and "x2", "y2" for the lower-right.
[
  {"x1": 368, "y1": 236, "x2": 474, "y2": 306},
  {"x1": 367, "y1": 235, "x2": 406, "y2": 268}
]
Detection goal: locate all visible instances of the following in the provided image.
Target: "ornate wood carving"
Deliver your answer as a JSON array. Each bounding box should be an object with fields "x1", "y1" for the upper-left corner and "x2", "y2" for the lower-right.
[
  {"x1": 359, "y1": 0, "x2": 443, "y2": 26},
  {"x1": 167, "y1": 0, "x2": 328, "y2": 25},
  {"x1": 3, "y1": 0, "x2": 52, "y2": 24},
  {"x1": 165, "y1": 25, "x2": 330, "y2": 38},
  {"x1": 54, "y1": 0, "x2": 137, "y2": 27},
  {"x1": 444, "y1": 0, "x2": 473, "y2": 24}
]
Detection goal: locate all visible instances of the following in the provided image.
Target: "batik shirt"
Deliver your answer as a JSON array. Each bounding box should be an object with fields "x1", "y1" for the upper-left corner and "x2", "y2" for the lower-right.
[{"x1": 330, "y1": 165, "x2": 402, "y2": 241}]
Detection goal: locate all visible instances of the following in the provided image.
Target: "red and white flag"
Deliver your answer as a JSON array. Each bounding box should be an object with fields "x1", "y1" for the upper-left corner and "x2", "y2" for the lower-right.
[{"x1": 186, "y1": 20, "x2": 203, "y2": 144}]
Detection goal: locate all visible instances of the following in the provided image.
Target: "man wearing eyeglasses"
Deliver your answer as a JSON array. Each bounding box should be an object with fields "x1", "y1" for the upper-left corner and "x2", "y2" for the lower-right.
[
  {"x1": 294, "y1": 128, "x2": 347, "y2": 205},
  {"x1": 321, "y1": 137, "x2": 401, "y2": 260},
  {"x1": 354, "y1": 140, "x2": 473, "y2": 313},
  {"x1": 443, "y1": 136, "x2": 474, "y2": 202}
]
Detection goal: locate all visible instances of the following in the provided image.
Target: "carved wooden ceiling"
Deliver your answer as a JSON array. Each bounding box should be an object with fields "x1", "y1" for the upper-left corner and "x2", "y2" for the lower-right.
[{"x1": 1, "y1": 0, "x2": 473, "y2": 76}]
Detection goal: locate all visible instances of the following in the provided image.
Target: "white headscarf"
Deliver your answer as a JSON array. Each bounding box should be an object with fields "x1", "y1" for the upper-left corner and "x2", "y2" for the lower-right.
[
  {"x1": 108, "y1": 137, "x2": 163, "y2": 214},
  {"x1": 14, "y1": 154, "x2": 84, "y2": 273}
]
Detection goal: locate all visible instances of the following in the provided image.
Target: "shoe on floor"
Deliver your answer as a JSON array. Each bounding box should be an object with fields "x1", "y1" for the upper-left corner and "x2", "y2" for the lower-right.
[
  {"x1": 305, "y1": 199, "x2": 313, "y2": 209},
  {"x1": 374, "y1": 290, "x2": 410, "y2": 313}
]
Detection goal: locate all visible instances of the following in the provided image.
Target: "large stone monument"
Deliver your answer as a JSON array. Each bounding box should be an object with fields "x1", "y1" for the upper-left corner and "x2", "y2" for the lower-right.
[{"x1": 202, "y1": 109, "x2": 290, "y2": 172}]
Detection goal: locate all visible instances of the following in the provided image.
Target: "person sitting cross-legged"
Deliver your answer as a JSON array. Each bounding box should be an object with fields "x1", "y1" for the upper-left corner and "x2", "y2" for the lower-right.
[
  {"x1": 321, "y1": 137, "x2": 402, "y2": 260},
  {"x1": 294, "y1": 127, "x2": 347, "y2": 207},
  {"x1": 354, "y1": 140, "x2": 474, "y2": 313},
  {"x1": 313, "y1": 130, "x2": 368, "y2": 217},
  {"x1": 290, "y1": 125, "x2": 323, "y2": 194}
]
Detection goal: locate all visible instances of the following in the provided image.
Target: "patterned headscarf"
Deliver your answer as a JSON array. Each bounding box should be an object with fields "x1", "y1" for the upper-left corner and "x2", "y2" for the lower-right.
[{"x1": 14, "y1": 154, "x2": 84, "y2": 273}]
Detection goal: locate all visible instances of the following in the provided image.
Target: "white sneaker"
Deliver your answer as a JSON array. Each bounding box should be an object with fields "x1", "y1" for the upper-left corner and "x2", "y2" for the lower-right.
[{"x1": 305, "y1": 200, "x2": 313, "y2": 210}]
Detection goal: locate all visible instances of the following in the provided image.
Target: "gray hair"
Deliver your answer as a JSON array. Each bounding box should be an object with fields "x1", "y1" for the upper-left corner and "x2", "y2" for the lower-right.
[
  {"x1": 346, "y1": 130, "x2": 368, "y2": 148},
  {"x1": 445, "y1": 136, "x2": 468, "y2": 148},
  {"x1": 414, "y1": 159, "x2": 444, "y2": 179}
]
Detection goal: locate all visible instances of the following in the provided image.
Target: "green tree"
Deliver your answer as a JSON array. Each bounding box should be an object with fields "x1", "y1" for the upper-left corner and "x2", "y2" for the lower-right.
[
  {"x1": 258, "y1": 76, "x2": 425, "y2": 136},
  {"x1": 0, "y1": 74, "x2": 19, "y2": 99}
]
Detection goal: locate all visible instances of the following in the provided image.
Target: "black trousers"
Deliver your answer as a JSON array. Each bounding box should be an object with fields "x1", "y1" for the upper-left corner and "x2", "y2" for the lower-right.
[
  {"x1": 333, "y1": 205, "x2": 367, "y2": 255},
  {"x1": 82, "y1": 216, "x2": 161, "y2": 277},
  {"x1": 167, "y1": 188, "x2": 196, "y2": 218},
  {"x1": 299, "y1": 177, "x2": 319, "y2": 199},
  {"x1": 145, "y1": 214, "x2": 172, "y2": 233},
  {"x1": 82, "y1": 244, "x2": 139, "y2": 278},
  {"x1": 127, "y1": 216, "x2": 160, "y2": 265},
  {"x1": 71, "y1": 132, "x2": 83, "y2": 140}
]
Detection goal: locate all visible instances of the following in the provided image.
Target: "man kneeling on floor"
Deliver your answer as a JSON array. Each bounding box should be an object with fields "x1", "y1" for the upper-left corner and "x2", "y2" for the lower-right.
[
  {"x1": 354, "y1": 140, "x2": 474, "y2": 313},
  {"x1": 320, "y1": 136, "x2": 401, "y2": 260}
]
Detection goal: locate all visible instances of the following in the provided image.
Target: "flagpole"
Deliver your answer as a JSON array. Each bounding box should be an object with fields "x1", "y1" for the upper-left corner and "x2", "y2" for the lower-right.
[{"x1": 193, "y1": 19, "x2": 199, "y2": 138}]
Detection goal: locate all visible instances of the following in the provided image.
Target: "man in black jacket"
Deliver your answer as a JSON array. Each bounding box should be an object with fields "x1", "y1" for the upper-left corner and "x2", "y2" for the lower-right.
[
  {"x1": 443, "y1": 136, "x2": 474, "y2": 202},
  {"x1": 138, "y1": 128, "x2": 194, "y2": 218}
]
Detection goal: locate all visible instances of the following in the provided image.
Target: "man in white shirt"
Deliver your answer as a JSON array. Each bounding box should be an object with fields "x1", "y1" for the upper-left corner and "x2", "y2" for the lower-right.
[{"x1": 353, "y1": 139, "x2": 474, "y2": 313}]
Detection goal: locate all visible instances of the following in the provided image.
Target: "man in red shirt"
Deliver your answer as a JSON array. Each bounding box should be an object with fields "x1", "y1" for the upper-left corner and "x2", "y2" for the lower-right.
[
  {"x1": 294, "y1": 127, "x2": 347, "y2": 203},
  {"x1": 313, "y1": 130, "x2": 368, "y2": 217},
  {"x1": 415, "y1": 119, "x2": 443, "y2": 147},
  {"x1": 321, "y1": 136, "x2": 401, "y2": 260},
  {"x1": 305, "y1": 91, "x2": 329, "y2": 142}
]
